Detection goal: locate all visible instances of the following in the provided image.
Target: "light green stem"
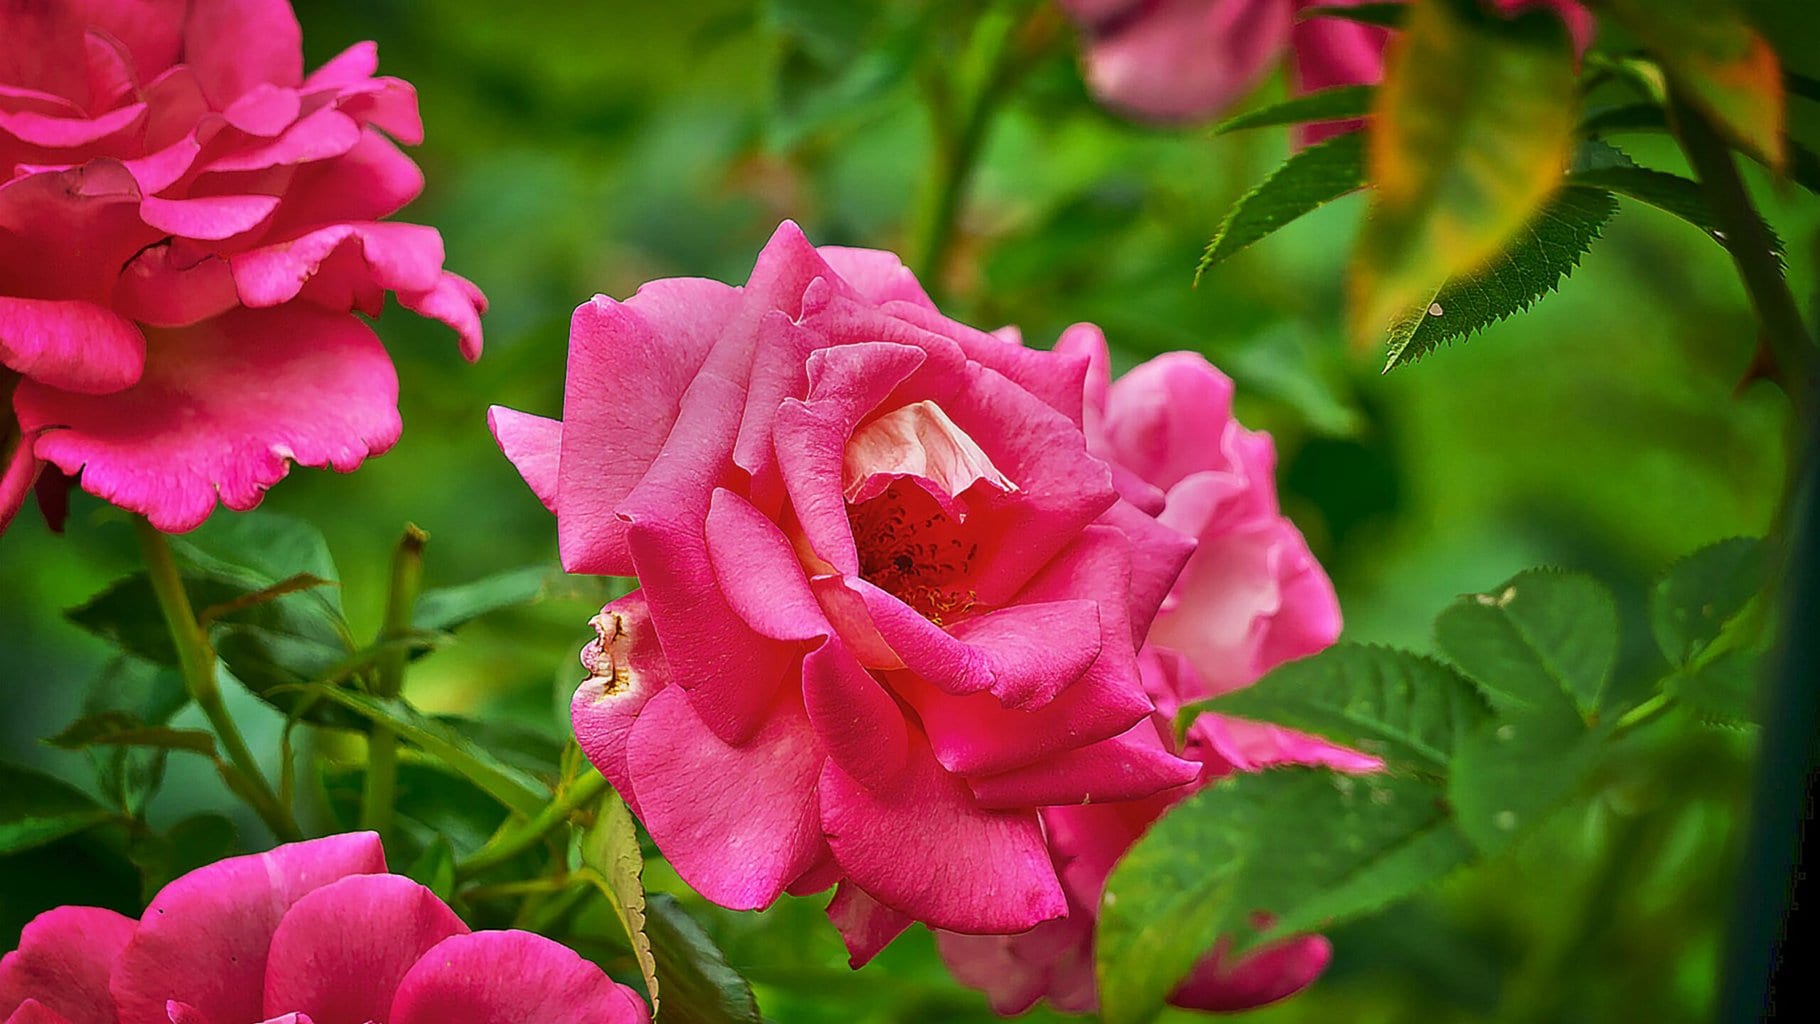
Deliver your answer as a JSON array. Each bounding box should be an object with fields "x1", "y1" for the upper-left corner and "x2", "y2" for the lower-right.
[
  {"x1": 457, "y1": 770, "x2": 610, "y2": 880},
  {"x1": 362, "y1": 524, "x2": 427, "y2": 840}
]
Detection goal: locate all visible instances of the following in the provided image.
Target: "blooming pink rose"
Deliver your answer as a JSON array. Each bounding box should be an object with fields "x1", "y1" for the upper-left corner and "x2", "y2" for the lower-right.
[
  {"x1": 0, "y1": 833, "x2": 649, "y2": 1024},
  {"x1": 1, "y1": 0, "x2": 486, "y2": 535},
  {"x1": 491, "y1": 221, "x2": 1205, "y2": 952},
  {"x1": 934, "y1": 328, "x2": 1378, "y2": 1015}
]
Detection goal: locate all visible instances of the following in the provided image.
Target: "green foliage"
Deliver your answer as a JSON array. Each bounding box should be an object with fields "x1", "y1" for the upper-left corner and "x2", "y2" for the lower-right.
[
  {"x1": 645, "y1": 893, "x2": 765, "y2": 1024},
  {"x1": 128, "y1": 814, "x2": 238, "y2": 899},
  {"x1": 1198, "y1": 645, "x2": 1490, "y2": 773},
  {"x1": 1649, "y1": 537, "x2": 1768, "y2": 664},
  {"x1": 1447, "y1": 703, "x2": 1605, "y2": 855},
  {"x1": 1568, "y1": 162, "x2": 1788, "y2": 264},
  {"x1": 0, "y1": 762, "x2": 112, "y2": 856},
  {"x1": 1214, "y1": 85, "x2": 1375, "y2": 135},
  {"x1": 582, "y1": 789, "x2": 662, "y2": 1013},
  {"x1": 1198, "y1": 131, "x2": 1366, "y2": 277},
  {"x1": 1434, "y1": 569, "x2": 1619, "y2": 718},
  {"x1": 1096, "y1": 769, "x2": 1471, "y2": 1024}
]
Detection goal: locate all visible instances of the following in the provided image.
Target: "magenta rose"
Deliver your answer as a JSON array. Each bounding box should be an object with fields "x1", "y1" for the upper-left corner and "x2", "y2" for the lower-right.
[
  {"x1": 1, "y1": 0, "x2": 486, "y2": 535},
  {"x1": 491, "y1": 221, "x2": 1209, "y2": 954},
  {"x1": 935, "y1": 328, "x2": 1377, "y2": 1015},
  {"x1": 0, "y1": 833, "x2": 649, "y2": 1024}
]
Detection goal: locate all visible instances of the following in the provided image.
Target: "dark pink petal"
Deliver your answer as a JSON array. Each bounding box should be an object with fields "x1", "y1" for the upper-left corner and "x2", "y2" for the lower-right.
[
  {"x1": 263, "y1": 874, "x2": 469, "y2": 1024},
  {"x1": 801, "y1": 634, "x2": 909, "y2": 793},
  {"x1": 17, "y1": 306, "x2": 400, "y2": 533},
  {"x1": 108, "y1": 834, "x2": 386, "y2": 1024},
  {"x1": 572, "y1": 591, "x2": 669, "y2": 818},
  {"x1": 487, "y1": 406, "x2": 560, "y2": 512},
  {"x1": 555, "y1": 284, "x2": 734, "y2": 575},
  {"x1": 114, "y1": 245, "x2": 239, "y2": 327},
  {"x1": 1100, "y1": 497, "x2": 1197, "y2": 645},
  {"x1": 204, "y1": 106, "x2": 360, "y2": 174},
  {"x1": 163, "y1": 1003, "x2": 206, "y2": 1024},
  {"x1": 263, "y1": 129, "x2": 423, "y2": 231},
  {"x1": 0, "y1": 298, "x2": 145, "y2": 393},
  {"x1": 333, "y1": 77, "x2": 423, "y2": 145},
  {"x1": 881, "y1": 301, "x2": 1089, "y2": 427},
  {"x1": 0, "y1": 103, "x2": 146, "y2": 149},
  {"x1": 388, "y1": 931, "x2": 649, "y2": 1024},
  {"x1": 303, "y1": 42, "x2": 379, "y2": 91},
  {"x1": 1, "y1": 431, "x2": 42, "y2": 534},
  {"x1": 231, "y1": 221, "x2": 443, "y2": 308},
  {"x1": 820, "y1": 732, "x2": 1064, "y2": 933},
  {"x1": 1289, "y1": 0, "x2": 1389, "y2": 143},
  {"x1": 5, "y1": 1000, "x2": 74, "y2": 1024},
  {"x1": 704, "y1": 487, "x2": 829, "y2": 643},
  {"x1": 140, "y1": 194, "x2": 279, "y2": 241},
  {"x1": 966, "y1": 721, "x2": 1197, "y2": 808},
  {"x1": 826, "y1": 883, "x2": 912, "y2": 968},
  {"x1": 183, "y1": 0, "x2": 303, "y2": 108},
  {"x1": 1172, "y1": 933, "x2": 1332, "y2": 1012},
  {"x1": 398, "y1": 271, "x2": 486, "y2": 361},
  {"x1": 222, "y1": 83, "x2": 302, "y2": 136},
  {"x1": 0, "y1": 906, "x2": 135, "y2": 1024},
  {"x1": 0, "y1": 163, "x2": 154, "y2": 304},
  {"x1": 124, "y1": 138, "x2": 204, "y2": 194},
  {"x1": 625, "y1": 687, "x2": 826, "y2": 911}
]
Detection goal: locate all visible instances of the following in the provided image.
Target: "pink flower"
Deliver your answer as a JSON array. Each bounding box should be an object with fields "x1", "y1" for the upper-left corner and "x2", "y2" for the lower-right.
[
  {"x1": 934, "y1": 328, "x2": 1377, "y2": 1015},
  {"x1": 0, "y1": 833, "x2": 648, "y2": 1024},
  {"x1": 1, "y1": 0, "x2": 486, "y2": 535},
  {"x1": 491, "y1": 221, "x2": 1204, "y2": 952}
]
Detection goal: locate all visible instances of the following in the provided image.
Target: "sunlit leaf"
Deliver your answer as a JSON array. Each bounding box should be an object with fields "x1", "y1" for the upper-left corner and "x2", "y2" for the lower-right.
[
  {"x1": 1198, "y1": 130, "x2": 1366, "y2": 277},
  {"x1": 1194, "y1": 644, "x2": 1490, "y2": 774},
  {"x1": 1214, "y1": 85, "x2": 1374, "y2": 135},
  {"x1": 1350, "y1": 0, "x2": 1578, "y2": 347},
  {"x1": 1434, "y1": 568, "x2": 1618, "y2": 718},
  {"x1": 1097, "y1": 768, "x2": 1469, "y2": 1024},
  {"x1": 581, "y1": 788, "x2": 659, "y2": 1014},
  {"x1": 1447, "y1": 703, "x2": 1604, "y2": 855}
]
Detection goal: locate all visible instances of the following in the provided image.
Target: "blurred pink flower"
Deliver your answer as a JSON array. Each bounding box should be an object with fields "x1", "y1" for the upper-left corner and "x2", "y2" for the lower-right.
[
  {"x1": 934, "y1": 328, "x2": 1376, "y2": 1016},
  {"x1": 492, "y1": 221, "x2": 1204, "y2": 947},
  {"x1": 0, "y1": 833, "x2": 648, "y2": 1024},
  {"x1": 1, "y1": 0, "x2": 486, "y2": 535}
]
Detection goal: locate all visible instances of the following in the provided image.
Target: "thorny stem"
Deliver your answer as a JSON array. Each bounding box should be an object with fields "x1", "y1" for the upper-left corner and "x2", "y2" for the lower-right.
[
  {"x1": 456, "y1": 769, "x2": 610, "y2": 880},
  {"x1": 133, "y1": 518, "x2": 301, "y2": 841},
  {"x1": 362, "y1": 524, "x2": 428, "y2": 841}
]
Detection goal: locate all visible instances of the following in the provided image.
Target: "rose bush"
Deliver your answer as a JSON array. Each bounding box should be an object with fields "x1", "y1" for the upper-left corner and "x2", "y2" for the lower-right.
[
  {"x1": 935, "y1": 329, "x2": 1378, "y2": 1015},
  {"x1": 0, "y1": 833, "x2": 649, "y2": 1024},
  {"x1": 1, "y1": 0, "x2": 485, "y2": 535}
]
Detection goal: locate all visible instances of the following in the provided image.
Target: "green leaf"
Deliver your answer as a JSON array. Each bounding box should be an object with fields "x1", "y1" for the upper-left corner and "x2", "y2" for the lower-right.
[
  {"x1": 71, "y1": 657, "x2": 188, "y2": 817},
  {"x1": 1593, "y1": 0, "x2": 1786, "y2": 167},
  {"x1": 1298, "y1": 2, "x2": 1406, "y2": 28},
  {"x1": 1350, "y1": 0, "x2": 1578, "y2": 346},
  {"x1": 1577, "y1": 105, "x2": 1820, "y2": 195},
  {"x1": 1447, "y1": 703, "x2": 1603, "y2": 855},
  {"x1": 1097, "y1": 768, "x2": 1469, "y2": 1024},
  {"x1": 67, "y1": 573, "x2": 246, "y2": 666},
  {"x1": 48, "y1": 712, "x2": 218, "y2": 758},
  {"x1": 1197, "y1": 131, "x2": 1366, "y2": 277},
  {"x1": 1650, "y1": 537, "x2": 1769, "y2": 664},
  {"x1": 128, "y1": 813, "x2": 237, "y2": 898},
  {"x1": 1664, "y1": 647, "x2": 1763, "y2": 726},
  {"x1": 1195, "y1": 645, "x2": 1490, "y2": 774},
  {"x1": 171, "y1": 512, "x2": 345, "y2": 618},
  {"x1": 308, "y1": 687, "x2": 550, "y2": 819},
  {"x1": 581, "y1": 790, "x2": 660, "y2": 1015},
  {"x1": 1434, "y1": 569, "x2": 1619, "y2": 718},
  {"x1": 1382, "y1": 185, "x2": 1617, "y2": 370},
  {"x1": 765, "y1": 0, "x2": 922, "y2": 149},
  {"x1": 645, "y1": 893, "x2": 763, "y2": 1024},
  {"x1": 1567, "y1": 163, "x2": 1787, "y2": 263},
  {"x1": 0, "y1": 762, "x2": 113, "y2": 856},
  {"x1": 1214, "y1": 85, "x2": 1374, "y2": 135},
  {"x1": 322, "y1": 761, "x2": 513, "y2": 862},
  {"x1": 405, "y1": 836, "x2": 458, "y2": 900}
]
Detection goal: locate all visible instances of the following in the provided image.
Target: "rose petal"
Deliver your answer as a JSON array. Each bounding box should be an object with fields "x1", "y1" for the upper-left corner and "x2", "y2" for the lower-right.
[
  {"x1": 487, "y1": 406, "x2": 560, "y2": 512},
  {"x1": 139, "y1": 194, "x2": 279, "y2": 241},
  {"x1": 0, "y1": 907, "x2": 136, "y2": 1024},
  {"x1": 826, "y1": 883, "x2": 912, "y2": 968},
  {"x1": 966, "y1": 719, "x2": 1197, "y2": 808},
  {"x1": 388, "y1": 931, "x2": 649, "y2": 1024},
  {"x1": 0, "y1": 298, "x2": 145, "y2": 394},
  {"x1": 1172, "y1": 933, "x2": 1333, "y2": 1012},
  {"x1": 572, "y1": 591, "x2": 668, "y2": 818},
  {"x1": 18, "y1": 306, "x2": 400, "y2": 533},
  {"x1": 183, "y1": 0, "x2": 304, "y2": 108},
  {"x1": 398, "y1": 271, "x2": 485, "y2": 362}
]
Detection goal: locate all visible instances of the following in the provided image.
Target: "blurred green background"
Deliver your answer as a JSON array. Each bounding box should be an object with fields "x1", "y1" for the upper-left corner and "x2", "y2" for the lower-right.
[{"x1": 4, "y1": 1, "x2": 1815, "y2": 1021}]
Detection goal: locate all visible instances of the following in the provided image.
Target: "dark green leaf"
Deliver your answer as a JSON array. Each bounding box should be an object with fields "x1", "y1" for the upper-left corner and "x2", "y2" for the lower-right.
[
  {"x1": 1, "y1": 828, "x2": 140, "y2": 948},
  {"x1": 581, "y1": 790, "x2": 659, "y2": 1014},
  {"x1": 129, "y1": 813, "x2": 237, "y2": 897},
  {"x1": 67, "y1": 573, "x2": 245, "y2": 666},
  {"x1": 323, "y1": 761, "x2": 514, "y2": 862},
  {"x1": 1198, "y1": 131, "x2": 1366, "y2": 277},
  {"x1": 309, "y1": 688, "x2": 550, "y2": 818},
  {"x1": 171, "y1": 511, "x2": 345, "y2": 619},
  {"x1": 1214, "y1": 85, "x2": 1374, "y2": 135},
  {"x1": 1097, "y1": 769, "x2": 1469, "y2": 1024},
  {"x1": 1789, "y1": 71, "x2": 1820, "y2": 103},
  {"x1": 1650, "y1": 537, "x2": 1769, "y2": 664},
  {"x1": 1298, "y1": 2, "x2": 1407, "y2": 28},
  {"x1": 48, "y1": 712, "x2": 218, "y2": 758},
  {"x1": 1664, "y1": 647, "x2": 1763, "y2": 726},
  {"x1": 646, "y1": 893, "x2": 763, "y2": 1024},
  {"x1": 1434, "y1": 569, "x2": 1618, "y2": 718},
  {"x1": 1447, "y1": 704, "x2": 1603, "y2": 855},
  {"x1": 1196, "y1": 645, "x2": 1490, "y2": 773},
  {"x1": 1383, "y1": 186, "x2": 1617, "y2": 370},
  {"x1": 0, "y1": 762, "x2": 113, "y2": 856},
  {"x1": 1568, "y1": 163, "x2": 1787, "y2": 265},
  {"x1": 73, "y1": 657, "x2": 188, "y2": 817},
  {"x1": 406, "y1": 836, "x2": 458, "y2": 900},
  {"x1": 1580, "y1": 102, "x2": 1670, "y2": 137},
  {"x1": 412, "y1": 565, "x2": 562, "y2": 632}
]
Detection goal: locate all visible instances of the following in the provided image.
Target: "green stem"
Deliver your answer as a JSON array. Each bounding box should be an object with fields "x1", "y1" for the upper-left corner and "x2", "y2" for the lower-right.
[
  {"x1": 457, "y1": 770, "x2": 609, "y2": 880},
  {"x1": 907, "y1": 3, "x2": 1031, "y2": 294},
  {"x1": 1669, "y1": 90, "x2": 1817, "y2": 416},
  {"x1": 362, "y1": 524, "x2": 428, "y2": 840},
  {"x1": 133, "y1": 518, "x2": 301, "y2": 841}
]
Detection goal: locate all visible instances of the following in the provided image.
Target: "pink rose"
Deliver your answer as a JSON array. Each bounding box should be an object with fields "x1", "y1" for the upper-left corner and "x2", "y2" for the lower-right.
[
  {"x1": 490, "y1": 221, "x2": 1205, "y2": 953},
  {"x1": 935, "y1": 328, "x2": 1377, "y2": 1015},
  {"x1": 1, "y1": 0, "x2": 486, "y2": 535},
  {"x1": 0, "y1": 833, "x2": 649, "y2": 1024}
]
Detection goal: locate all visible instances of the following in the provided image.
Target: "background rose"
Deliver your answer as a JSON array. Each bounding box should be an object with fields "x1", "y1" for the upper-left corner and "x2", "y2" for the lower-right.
[
  {"x1": 0, "y1": 833, "x2": 649, "y2": 1024},
  {"x1": 935, "y1": 327, "x2": 1375, "y2": 1015},
  {"x1": 493, "y1": 220, "x2": 1206, "y2": 957},
  {"x1": 0, "y1": 0, "x2": 485, "y2": 535}
]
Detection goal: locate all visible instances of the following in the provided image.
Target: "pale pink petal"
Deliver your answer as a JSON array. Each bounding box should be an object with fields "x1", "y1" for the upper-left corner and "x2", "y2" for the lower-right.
[
  {"x1": 0, "y1": 907, "x2": 135, "y2": 1024},
  {"x1": 572, "y1": 591, "x2": 669, "y2": 818},
  {"x1": 1192, "y1": 716, "x2": 1380, "y2": 774},
  {"x1": 814, "y1": 246, "x2": 936, "y2": 310},
  {"x1": 108, "y1": 834, "x2": 386, "y2": 1024},
  {"x1": 625, "y1": 688, "x2": 825, "y2": 911},
  {"x1": 388, "y1": 931, "x2": 649, "y2": 1024},
  {"x1": 820, "y1": 733, "x2": 1064, "y2": 933},
  {"x1": 263, "y1": 874, "x2": 468, "y2": 1024},
  {"x1": 842, "y1": 399, "x2": 1015, "y2": 507},
  {"x1": 935, "y1": 913, "x2": 1097, "y2": 1016},
  {"x1": 487, "y1": 406, "x2": 560, "y2": 512},
  {"x1": 0, "y1": 298, "x2": 145, "y2": 394},
  {"x1": 1289, "y1": 0, "x2": 1389, "y2": 143},
  {"x1": 1103, "y1": 351, "x2": 1239, "y2": 493},
  {"x1": 1075, "y1": 0, "x2": 1291, "y2": 123},
  {"x1": 183, "y1": 0, "x2": 303, "y2": 108},
  {"x1": 17, "y1": 306, "x2": 400, "y2": 533},
  {"x1": 826, "y1": 883, "x2": 912, "y2": 968}
]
